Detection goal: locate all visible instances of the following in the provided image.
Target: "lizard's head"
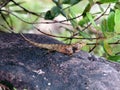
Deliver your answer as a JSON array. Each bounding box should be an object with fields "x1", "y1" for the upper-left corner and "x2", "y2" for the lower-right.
[
  {"x1": 71, "y1": 42, "x2": 86, "y2": 53},
  {"x1": 64, "y1": 46, "x2": 73, "y2": 55},
  {"x1": 60, "y1": 42, "x2": 86, "y2": 55}
]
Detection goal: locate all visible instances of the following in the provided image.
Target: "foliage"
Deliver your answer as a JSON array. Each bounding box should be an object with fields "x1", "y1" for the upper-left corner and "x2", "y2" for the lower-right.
[
  {"x1": 45, "y1": 0, "x2": 120, "y2": 62},
  {"x1": 0, "y1": 0, "x2": 120, "y2": 62},
  {"x1": 0, "y1": 0, "x2": 51, "y2": 32}
]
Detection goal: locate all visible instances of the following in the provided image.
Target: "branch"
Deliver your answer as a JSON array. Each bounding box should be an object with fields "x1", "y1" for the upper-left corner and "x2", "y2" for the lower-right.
[
  {"x1": 87, "y1": 40, "x2": 120, "y2": 45},
  {"x1": 0, "y1": 0, "x2": 10, "y2": 9},
  {"x1": 34, "y1": 26, "x2": 100, "y2": 40}
]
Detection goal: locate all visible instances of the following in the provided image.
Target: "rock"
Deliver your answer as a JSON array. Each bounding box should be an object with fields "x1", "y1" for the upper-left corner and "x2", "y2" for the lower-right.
[{"x1": 0, "y1": 33, "x2": 120, "y2": 90}]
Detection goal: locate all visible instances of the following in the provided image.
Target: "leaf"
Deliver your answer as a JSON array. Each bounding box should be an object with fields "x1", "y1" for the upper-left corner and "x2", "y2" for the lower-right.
[
  {"x1": 45, "y1": 6, "x2": 61, "y2": 20},
  {"x1": 98, "y1": 4, "x2": 104, "y2": 12},
  {"x1": 107, "y1": 11, "x2": 115, "y2": 32},
  {"x1": 114, "y1": 9, "x2": 120, "y2": 33},
  {"x1": 78, "y1": 16, "x2": 90, "y2": 27},
  {"x1": 82, "y1": 3, "x2": 91, "y2": 16},
  {"x1": 7, "y1": 1, "x2": 25, "y2": 7},
  {"x1": 114, "y1": 2, "x2": 120, "y2": 10},
  {"x1": 60, "y1": 0, "x2": 81, "y2": 5},
  {"x1": 45, "y1": 11, "x2": 54, "y2": 20},
  {"x1": 79, "y1": 31, "x2": 91, "y2": 39},
  {"x1": 101, "y1": 19, "x2": 108, "y2": 36},
  {"x1": 68, "y1": 10, "x2": 78, "y2": 27},
  {"x1": 86, "y1": 12, "x2": 96, "y2": 27},
  {"x1": 51, "y1": 6, "x2": 61, "y2": 16},
  {"x1": 103, "y1": 40, "x2": 113, "y2": 56},
  {"x1": 12, "y1": 10, "x2": 27, "y2": 14},
  {"x1": 97, "y1": 0, "x2": 118, "y2": 3},
  {"x1": 108, "y1": 55, "x2": 120, "y2": 62},
  {"x1": 68, "y1": 0, "x2": 89, "y2": 15}
]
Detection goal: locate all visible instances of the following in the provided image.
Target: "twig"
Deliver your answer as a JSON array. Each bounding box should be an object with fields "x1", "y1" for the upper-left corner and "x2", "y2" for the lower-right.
[
  {"x1": 34, "y1": 26, "x2": 100, "y2": 40},
  {"x1": 0, "y1": 0, "x2": 10, "y2": 9},
  {"x1": 87, "y1": 40, "x2": 120, "y2": 45},
  {"x1": 0, "y1": 12, "x2": 13, "y2": 30}
]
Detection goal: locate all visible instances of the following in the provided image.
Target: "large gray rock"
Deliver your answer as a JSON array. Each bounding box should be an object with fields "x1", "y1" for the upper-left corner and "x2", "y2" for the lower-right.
[{"x1": 0, "y1": 33, "x2": 120, "y2": 90}]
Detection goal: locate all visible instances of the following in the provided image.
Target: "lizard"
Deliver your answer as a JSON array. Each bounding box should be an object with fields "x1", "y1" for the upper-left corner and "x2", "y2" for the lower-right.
[{"x1": 20, "y1": 33, "x2": 86, "y2": 55}]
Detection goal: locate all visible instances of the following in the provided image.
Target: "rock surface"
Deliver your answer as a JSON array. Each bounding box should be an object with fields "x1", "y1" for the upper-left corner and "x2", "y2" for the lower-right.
[{"x1": 0, "y1": 33, "x2": 120, "y2": 90}]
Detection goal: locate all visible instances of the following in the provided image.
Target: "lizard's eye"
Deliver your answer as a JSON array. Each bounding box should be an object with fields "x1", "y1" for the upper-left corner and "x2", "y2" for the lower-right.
[
  {"x1": 72, "y1": 47, "x2": 78, "y2": 53},
  {"x1": 72, "y1": 43, "x2": 80, "y2": 53}
]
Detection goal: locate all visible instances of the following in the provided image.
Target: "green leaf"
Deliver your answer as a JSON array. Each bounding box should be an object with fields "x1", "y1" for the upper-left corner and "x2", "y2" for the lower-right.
[
  {"x1": 79, "y1": 31, "x2": 91, "y2": 39},
  {"x1": 45, "y1": 6, "x2": 61, "y2": 20},
  {"x1": 114, "y1": 9, "x2": 120, "y2": 33},
  {"x1": 114, "y1": 2, "x2": 120, "y2": 10},
  {"x1": 86, "y1": 12, "x2": 96, "y2": 27},
  {"x1": 82, "y1": 3, "x2": 91, "y2": 16},
  {"x1": 103, "y1": 40, "x2": 113, "y2": 56},
  {"x1": 89, "y1": 0, "x2": 94, "y2": 5},
  {"x1": 68, "y1": 9, "x2": 78, "y2": 27},
  {"x1": 51, "y1": 6, "x2": 61, "y2": 16},
  {"x1": 12, "y1": 10, "x2": 27, "y2": 14},
  {"x1": 107, "y1": 11, "x2": 115, "y2": 32},
  {"x1": 45, "y1": 11, "x2": 54, "y2": 20},
  {"x1": 78, "y1": 16, "x2": 90, "y2": 27},
  {"x1": 108, "y1": 55, "x2": 120, "y2": 62},
  {"x1": 99, "y1": 4, "x2": 104, "y2": 12},
  {"x1": 67, "y1": 0, "x2": 89, "y2": 15},
  {"x1": 97, "y1": 0, "x2": 118, "y2": 3},
  {"x1": 60, "y1": 0, "x2": 81, "y2": 5},
  {"x1": 101, "y1": 19, "x2": 108, "y2": 36},
  {"x1": 7, "y1": 1, "x2": 25, "y2": 7},
  {"x1": 100, "y1": 19, "x2": 116, "y2": 38}
]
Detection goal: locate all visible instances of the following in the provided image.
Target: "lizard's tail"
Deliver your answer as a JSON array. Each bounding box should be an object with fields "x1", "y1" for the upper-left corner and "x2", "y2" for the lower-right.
[
  {"x1": 20, "y1": 33, "x2": 58, "y2": 50},
  {"x1": 20, "y1": 33, "x2": 43, "y2": 47}
]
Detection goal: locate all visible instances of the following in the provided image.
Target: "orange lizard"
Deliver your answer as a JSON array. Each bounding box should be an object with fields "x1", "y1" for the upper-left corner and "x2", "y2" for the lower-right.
[{"x1": 20, "y1": 33, "x2": 86, "y2": 55}]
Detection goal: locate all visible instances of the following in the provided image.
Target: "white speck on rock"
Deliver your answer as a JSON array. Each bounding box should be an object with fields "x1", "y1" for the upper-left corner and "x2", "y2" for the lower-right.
[{"x1": 33, "y1": 69, "x2": 45, "y2": 75}]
